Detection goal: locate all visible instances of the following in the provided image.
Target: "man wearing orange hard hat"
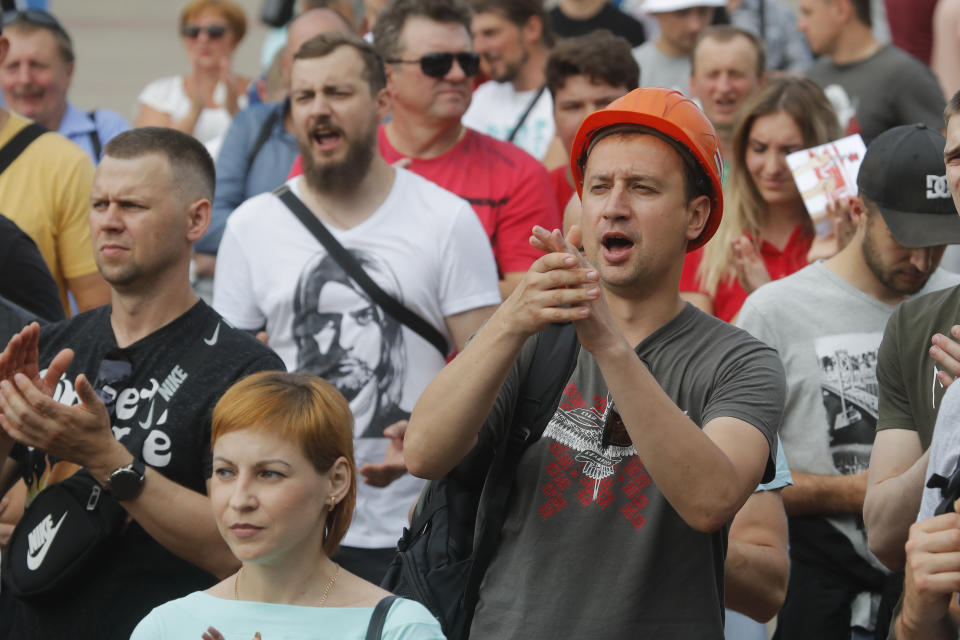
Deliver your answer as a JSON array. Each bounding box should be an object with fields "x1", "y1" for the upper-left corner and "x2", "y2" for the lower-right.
[{"x1": 405, "y1": 87, "x2": 786, "y2": 638}]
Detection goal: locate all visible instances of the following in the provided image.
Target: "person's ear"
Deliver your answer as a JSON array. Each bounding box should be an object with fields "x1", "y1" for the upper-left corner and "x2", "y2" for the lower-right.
[
  {"x1": 685, "y1": 195, "x2": 712, "y2": 242},
  {"x1": 327, "y1": 456, "x2": 352, "y2": 504},
  {"x1": 523, "y1": 15, "x2": 543, "y2": 46},
  {"x1": 185, "y1": 198, "x2": 211, "y2": 242},
  {"x1": 0, "y1": 36, "x2": 9, "y2": 66},
  {"x1": 375, "y1": 87, "x2": 390, "y2": 120}
]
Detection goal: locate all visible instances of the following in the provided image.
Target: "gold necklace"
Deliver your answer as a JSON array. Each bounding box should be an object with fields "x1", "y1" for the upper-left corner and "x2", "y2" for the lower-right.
[{"x1": 234, "y1": 563, "x2": 341, "y2": 605}]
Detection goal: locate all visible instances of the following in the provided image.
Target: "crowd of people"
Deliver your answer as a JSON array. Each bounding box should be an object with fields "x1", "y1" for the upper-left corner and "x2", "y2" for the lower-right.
[{"x1": 1, "y1": 0, "x2": 960, "y2": 638}]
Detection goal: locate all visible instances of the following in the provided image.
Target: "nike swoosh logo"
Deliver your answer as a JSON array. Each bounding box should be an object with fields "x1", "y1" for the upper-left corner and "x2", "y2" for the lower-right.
[
  {"x1": 139, "y1": 398, "x2": 156, "y2": 429},
  {"x1": 204, "y1": 322, "x2": 221, "y2": 346},
  {"x1": 27, "y1": 512, "x2": 68, "y2": 571}
]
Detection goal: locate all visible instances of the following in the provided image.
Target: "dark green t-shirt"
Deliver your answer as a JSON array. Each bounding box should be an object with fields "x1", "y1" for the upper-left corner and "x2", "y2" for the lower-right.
[
  {"x1": 470, "y1": 304, "x2": 784, "y2": 639},
  {"x1": 876, "y1": 284, "x2": 960, "y2": 449}
]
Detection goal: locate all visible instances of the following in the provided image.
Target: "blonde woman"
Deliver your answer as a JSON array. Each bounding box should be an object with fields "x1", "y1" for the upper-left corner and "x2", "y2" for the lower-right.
[{"x1": 680, "y1": 76, "x2": 841, "y2": 322}]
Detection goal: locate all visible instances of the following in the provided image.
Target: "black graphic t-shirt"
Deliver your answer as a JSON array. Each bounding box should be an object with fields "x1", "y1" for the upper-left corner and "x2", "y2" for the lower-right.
[
  {"x1": 470, "y1": 304, "x2": 784, "y2": 640},
  {"x1": 7, "y1": 301, "x2": 283, "y2": 640}
]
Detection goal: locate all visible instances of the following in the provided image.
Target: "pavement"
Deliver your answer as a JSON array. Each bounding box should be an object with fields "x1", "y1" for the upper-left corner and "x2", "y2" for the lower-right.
[{"x1": 55, "y1": 0, "x2": 269, "y2": 120}]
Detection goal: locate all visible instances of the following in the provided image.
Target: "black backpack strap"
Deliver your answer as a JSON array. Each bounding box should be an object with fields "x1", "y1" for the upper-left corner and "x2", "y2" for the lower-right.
[
  {"x1": 457, "y1": 322, "x2": 580, "y2": 634},
  {"x1": 364, "y1": 595, "x2": 399, "y2": 640},
  {"x1": 87, "y1": 110, "x2": 102, "y2": 160},
  {"x1": 273, "y1": 184, "x2": 450, "y2": 356},
  {"x1": 246, "y1": 105, "x2": 281, "y2": 173},
  {"x1": 0, "y1": 123, "x2": 45, "y2": 176}
]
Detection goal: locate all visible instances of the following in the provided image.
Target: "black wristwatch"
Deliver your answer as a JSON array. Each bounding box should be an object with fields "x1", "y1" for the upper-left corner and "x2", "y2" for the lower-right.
[{"x1": 105, "y1": 458, "x2": 146, "y2": 501}]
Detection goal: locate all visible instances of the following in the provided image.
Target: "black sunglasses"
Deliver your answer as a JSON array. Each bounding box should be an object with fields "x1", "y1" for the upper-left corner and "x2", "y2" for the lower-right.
[
  {"x1": 181, "y1": 24, "x2": 228, "y2": 39},
  {"x1": 94, "y1": 350, "x2": 133, "y2": 417},
  {"x1": 2, "y1": 9, "x2": 72, "y2": 43},
  {"x1": 386, "y1": 52, "x2": 480, "y2": 79}
]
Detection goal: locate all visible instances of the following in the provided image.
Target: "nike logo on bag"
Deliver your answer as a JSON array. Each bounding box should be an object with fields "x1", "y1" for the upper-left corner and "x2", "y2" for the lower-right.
[
  {"x1": 26, "y1": 511, "x2": 68, "y2": 570},
  {"x1": 204, "y1": 322, "x2": 220, "y2": 346}
]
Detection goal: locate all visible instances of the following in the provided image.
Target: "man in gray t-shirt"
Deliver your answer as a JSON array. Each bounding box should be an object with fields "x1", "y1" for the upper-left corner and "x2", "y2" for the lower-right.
[
  {"x1": 799, "y1": 0, "x2": 945, "y2": 142},
  {"x1": 737, "y1": 124, "x2": 960, "y2": 639},
  {"x1": 405, "y1": 88, "x2": 784, "y2": 639}
]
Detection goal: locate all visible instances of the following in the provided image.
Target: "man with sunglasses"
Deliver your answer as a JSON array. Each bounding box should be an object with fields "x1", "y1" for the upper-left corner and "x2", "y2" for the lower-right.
[
  {"x1": 0, "y1": 127, "x2": 283, "y2": 640},
  {"x1": 405, "y1": 88, "x2": 785, "y2": 638},
  {"x1": 0, "y1": 9, "x2": 129, "y2": 164},
  {"x1": 372, "y1": 0, "x2": 559, "y2": 298}
]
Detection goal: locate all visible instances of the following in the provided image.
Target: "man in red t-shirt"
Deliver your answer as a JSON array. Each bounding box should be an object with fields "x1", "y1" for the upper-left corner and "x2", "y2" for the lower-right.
[
  {"x1": 544, "y1": 30, "x2": 638, "y2": 216},
  {"x1": 291, "y1": 0, "x2": 560, "y2": 298}
]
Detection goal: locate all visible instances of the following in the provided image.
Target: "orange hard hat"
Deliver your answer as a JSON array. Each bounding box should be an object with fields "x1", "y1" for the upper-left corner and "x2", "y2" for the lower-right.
[{"x1": 570, "y1": 87, "x2": 725, "y2": 252}]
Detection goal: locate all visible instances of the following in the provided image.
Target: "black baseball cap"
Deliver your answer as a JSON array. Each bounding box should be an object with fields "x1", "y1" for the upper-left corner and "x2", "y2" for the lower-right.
[{"x1": 857, "y1": 123, "x2": 960, "y2": 248}]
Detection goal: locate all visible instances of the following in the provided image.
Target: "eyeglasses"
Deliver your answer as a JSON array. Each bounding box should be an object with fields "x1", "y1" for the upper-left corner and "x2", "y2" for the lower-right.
[
  {"x1": 386, "y1": 52, "x2": 480, "y2": 79},
  {"x1": 94, "y1": 350, "x2": 132, "y2": 418},
  {"x1": 181, "y1": 24, "x2": 229, "y2": 40},
  {"x1": 2, "y1": 9, "x2": 72, "y2": 44}
]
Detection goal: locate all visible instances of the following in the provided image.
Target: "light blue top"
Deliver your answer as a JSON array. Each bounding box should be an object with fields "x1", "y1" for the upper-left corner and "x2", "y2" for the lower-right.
[
  {"x1": 195, "y1": 100, "x2": 298, "y2": 255},
  {"x1": 130, "y1": 591, "x2": 446, "y2": 640},
  {"x1": 756, "y1": 435, "x2": 793, "y2": 492},
  {"x1": 58, "y1": 102, "x2": 130, "y2": 163}
]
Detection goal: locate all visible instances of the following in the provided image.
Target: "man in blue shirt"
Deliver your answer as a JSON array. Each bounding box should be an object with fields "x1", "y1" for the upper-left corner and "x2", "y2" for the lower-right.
[{"x1": 0, "y1": 9, "x2": 128, "y2": 163}]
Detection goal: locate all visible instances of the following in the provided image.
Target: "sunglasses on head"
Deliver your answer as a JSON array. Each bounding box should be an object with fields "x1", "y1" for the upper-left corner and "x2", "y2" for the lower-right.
[
  {"x1": 386, "y1": 51, "x2": 480, "y2": 79},
  {"x1": 181, "y1": 24, "x2": 228, "y2": 39}
]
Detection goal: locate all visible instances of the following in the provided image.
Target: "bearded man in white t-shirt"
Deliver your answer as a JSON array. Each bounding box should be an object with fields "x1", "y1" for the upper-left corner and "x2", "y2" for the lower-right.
[{"x1": 213, "y1": 31, "x2": 501, "y2": 584}]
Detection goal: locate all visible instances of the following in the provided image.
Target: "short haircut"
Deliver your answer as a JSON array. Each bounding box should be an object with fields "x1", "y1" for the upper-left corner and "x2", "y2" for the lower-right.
[
  {"x1": 849, "y1": 0, "x2": 871, "y2": 27},
  {"x1": 3, "y1": 10, "x2": 74, "y2": 64},
  {"x1": 180, "y1": 0, "x2": 248, "y2": 43},
  {"x1": 373, "y1": 0, "x2": 472, "y2": 60},
  {"x1": 294, "y1": 31, "x2": 386, "y2": 94},
  {"x1": 691, "y1": 25, "x2": 766, "y2": 78},
  {"x1": 945, "y1": 89, "x2": 960, "y2": 126},
  {"x1": 211, "y1": 371, "x2": 357, "y2": 557},
  {"x1": 300, "y1": 0, "x2": 357, "y2": 30},
  {"x1": 103, "y1": 128, "x2": 215, "y2": 204},
  {"x1": 545, "y1": 30, "x2": 639, "y2": 98},
  {"x1": 468, "y1": 0, "x2": 553, "y2": 47}
]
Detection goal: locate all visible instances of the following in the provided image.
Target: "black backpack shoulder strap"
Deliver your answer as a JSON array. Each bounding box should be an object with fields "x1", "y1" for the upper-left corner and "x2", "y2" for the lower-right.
[
  {"x1": 272, "y1": 184, "x2": 450, "y2": 356},
  {"x1": 246, "y1": 106, "x2": 281, "y2": 172},
  {"x1": 364, "y1": 595, "x2": 400, "y2": 640},
  {"x1": 456, "y1": 322, "x2": 580, "y2": 633},
  {"x1": 0, "y1": 122, "x2": 46, "y2": 176},
  {"x1": 87, "y1": 110, "x2": 102, "y2": 160}
]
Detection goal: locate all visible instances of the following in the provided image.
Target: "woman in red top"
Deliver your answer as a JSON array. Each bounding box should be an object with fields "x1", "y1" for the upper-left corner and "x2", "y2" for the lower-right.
[{"x1": 681, "y1": 77, "x2": 841, "y2": 322}]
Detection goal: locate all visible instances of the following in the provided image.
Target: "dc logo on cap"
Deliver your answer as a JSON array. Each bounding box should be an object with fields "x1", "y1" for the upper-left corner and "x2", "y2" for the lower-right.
[{"x1": 927, "y1": 175, "x2": 951, "y2": 199}]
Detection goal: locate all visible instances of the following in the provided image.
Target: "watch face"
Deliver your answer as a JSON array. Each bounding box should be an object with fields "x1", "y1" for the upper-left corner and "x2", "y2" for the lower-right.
[{"x1": 110, "y1": 466, "x2": 144, "y2": 500}]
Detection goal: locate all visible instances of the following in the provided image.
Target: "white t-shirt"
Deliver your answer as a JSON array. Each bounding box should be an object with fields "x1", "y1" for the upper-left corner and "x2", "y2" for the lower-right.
[
  {"x1": 632, "y1": 42, "x2": 691, "y2": 94},
  {"x1": 213, "y1": 169, "x2": 501, "y2": 548},
  {"x1": 462, "y1": 81, "x2": 555, "y2": 160},
  {"x1": 137, "y1": 75, "x2": 247, "y2": 158}
]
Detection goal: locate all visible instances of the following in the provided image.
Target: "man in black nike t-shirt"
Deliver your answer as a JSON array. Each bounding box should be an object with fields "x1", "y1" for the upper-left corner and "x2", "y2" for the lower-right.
[{"x1": 0, "y1": 127, "x2": 283, "y2": 640}]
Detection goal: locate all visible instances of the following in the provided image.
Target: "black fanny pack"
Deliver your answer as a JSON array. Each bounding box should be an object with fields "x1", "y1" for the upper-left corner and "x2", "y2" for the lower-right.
[{"x1": 2, "y1": 469, "x2": 126, "y2": 600}]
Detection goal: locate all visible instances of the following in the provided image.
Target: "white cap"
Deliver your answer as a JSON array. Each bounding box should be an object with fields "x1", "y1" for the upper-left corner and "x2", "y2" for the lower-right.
[{"x1": 642, "y1": 0, "x2": 726, "y2": 13}]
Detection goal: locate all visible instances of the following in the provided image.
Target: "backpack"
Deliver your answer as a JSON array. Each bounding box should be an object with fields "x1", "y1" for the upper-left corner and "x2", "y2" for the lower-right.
[{"x1": 381, "y1": 322, "x2": 580, "y2": 640}]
